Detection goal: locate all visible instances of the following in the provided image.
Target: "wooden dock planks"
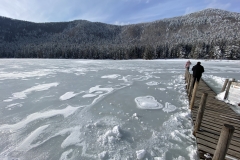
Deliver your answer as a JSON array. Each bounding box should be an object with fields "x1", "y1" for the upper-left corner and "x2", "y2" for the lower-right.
[{"x1": 187, "y1": 78, "x2": 240, "y2": 160}]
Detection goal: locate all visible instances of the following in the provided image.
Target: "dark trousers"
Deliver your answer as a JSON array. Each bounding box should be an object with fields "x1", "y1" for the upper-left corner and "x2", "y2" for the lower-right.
[{"x1": 193, "y1": 76, "x2": 201, "y2": 87}]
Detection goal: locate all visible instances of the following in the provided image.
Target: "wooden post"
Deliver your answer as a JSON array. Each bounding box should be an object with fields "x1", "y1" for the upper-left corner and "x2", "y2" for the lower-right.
[
  {"x1": 193, "y1": 93, "x2": 208, "y2": 136},
  {"x1": 186, "y1": 70, "x2": 189, "y2": 82},
  {"x1": 189, "y1": 80, "x2": 199, "y2": 109},
  {"x1": 212, "y1": 124, "x2": 235, "y2": 160},
  {"x1": 221, "y1": 79, "x2": 229, "y2": 92},
  {"x1": 186, "y1": 73, "x2": 191, "y2": 90},
  {"x1": 224, "y1": 78, "x2": 235, "y2": 100},
  {"x1": 185, "y1": 69, "x2": 188, "y2": 80},
  {"x1": 188, "y1": 74, "x2": 193, "y2": 96}
]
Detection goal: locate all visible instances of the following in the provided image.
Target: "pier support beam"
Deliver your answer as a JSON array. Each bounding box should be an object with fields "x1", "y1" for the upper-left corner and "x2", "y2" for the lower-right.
[
  {"x1": 189, "y1": 80, "x2": 199, "y2": 110},
  {"x1": 212, "y1": 124, "x2": 235, "y2": 160},
  {"x1": 221, "y1": 79, "x2": 229, "y2": 92},
  {"x1": 224, "y1": 78, "x2": 235, "y2": 100},
  {"x1": 193, "y1": 93, "x2": 208, "y2": 136},
  {"x1": 188, "y1": 74, "x2": 193, "y2": 97}
]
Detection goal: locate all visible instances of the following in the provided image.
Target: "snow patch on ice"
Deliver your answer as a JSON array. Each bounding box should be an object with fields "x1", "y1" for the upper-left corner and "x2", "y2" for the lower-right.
[
  {"x1": 216, "y1": 91, "x2": 225, "y2": 101},
  {"x1": 87, "y1": 85, "x2": 114, "y2": 104},
  {"x1": 61, "y1": 127, "x2": 82, "y2": 149},
  {"x1": 6, "y1": 103, "x2": 23, "y2": 109},
  {"x1": 89, "y1": 85, "x2": 113, "y2": 93},
  {"x1": 4, "y1": 83, "x2": 59, "y2": 101},
  {"x1": 0, "y1": 105, "x2": 79, "y2": 131},
  {"x1": 0, "y1": 70, "x2": 53, "y2": 80},
  {"x1": 186, "y1": 145, "x2": 198, "y2": 160},
  {"x1": 135, "y1": 96, "x2": 163, "y2": 109},
  {"x1": 146, "y1": 81, "x2": 159, "y2": 86},
  {"x1": 98, "y1": 125, "x2": 122, "y2": 145},
  {"x1": 101, "y1": 74, "x2": 120, "y2": 79},
  {"x1": 60, "y1": 91, "x2": 81, "y2": 100},
  {"x1": 136, "y1": 149, "x2": 146, "y2": 159},
  {"x1": 82, "y1": 94, "x2": 97, "y2": 98},
  {"x1": 216, "y1": 91, "x2": 240, "y2": 112},
  {"x1": 163, "y1": 102, "x2": 177, "y2": 113},
  {"x1": 60, "y1": 149, "x2": 73, "y2": 160},
  {"x1": 98, "y1": 151, "x2": 108, "y2": 159},
  {"x1": 17, "y1": 125, "x2": 49, "y2": 151}
]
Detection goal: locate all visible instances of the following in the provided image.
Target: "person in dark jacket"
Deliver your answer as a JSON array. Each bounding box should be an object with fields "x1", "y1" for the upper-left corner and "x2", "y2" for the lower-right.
[{"x1": 192, "y1": 62, "x2": 204, "y2": 86}]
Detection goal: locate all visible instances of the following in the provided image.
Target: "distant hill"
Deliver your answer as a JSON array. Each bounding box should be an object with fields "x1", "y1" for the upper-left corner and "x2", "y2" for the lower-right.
[{"x1": 0, "y1": 8, "x2": 240, "y2": 59}]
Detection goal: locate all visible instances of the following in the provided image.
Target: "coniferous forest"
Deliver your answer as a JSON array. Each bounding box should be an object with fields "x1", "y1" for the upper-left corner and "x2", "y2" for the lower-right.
[{"x1": 0, "y1": 9, "x2": 240, "y2": 60}]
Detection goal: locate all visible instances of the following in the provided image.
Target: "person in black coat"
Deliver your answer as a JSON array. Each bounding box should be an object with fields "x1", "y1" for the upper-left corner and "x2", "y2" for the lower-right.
[{"x1": 192, "y1": 62, "x2": 204, "y2": 86}]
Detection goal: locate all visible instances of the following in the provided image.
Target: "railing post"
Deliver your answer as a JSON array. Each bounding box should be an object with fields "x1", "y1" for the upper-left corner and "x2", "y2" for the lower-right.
[
  {"x1": 212, "y1": 124, "x2": 235, "y2": 160},
  {"x1": 186, "y1": 73, "x2": 191, "y2": 90},
  {"x1": 188, "y1": 74, "x2": 193, "y2": 96},
  {"x1": 224, "y1": 78, "x2": 235, "y2": 100},
  {"x1": 189, "y1": 80, "x2": 199, "y2": 109},
  {"x1": 221, "y1": 79, "x2": 229, "y2": 92},
  {"x1": 193, "y1": 93, "x2": 208, "y2": 136},
  {"x1": 185, "y1": 69, "x2": 188, "y2": 80}
]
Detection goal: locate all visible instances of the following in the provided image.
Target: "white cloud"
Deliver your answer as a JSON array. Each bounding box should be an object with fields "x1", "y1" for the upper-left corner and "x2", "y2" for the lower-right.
[
  {"x1": 114, "y1": 21, "x2": 130, "y2": 26},
  {"x1": 184, "y1": 7, "x2": 199, "y2": 15},
  {"x1": 0, "y1": 0, "x2": 237, "y2": 24},
  {"x1": 206, "y1": 0, "x2": 231, "y2": 10}
]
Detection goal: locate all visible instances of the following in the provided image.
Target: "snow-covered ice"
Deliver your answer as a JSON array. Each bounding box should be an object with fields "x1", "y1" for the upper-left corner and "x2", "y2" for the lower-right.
[
  {"x1": 135, "y1": 96, "x2": 163, "y2": 109},
  {"x1": 101, "y1": 74, "x2": 120, "y2": 79},
  {"x1": 59, "y1": 91, "x2": 80, "y2": 100},
  {"x1": 0, "y1": 59, "x2": 239, "y2": 160}
]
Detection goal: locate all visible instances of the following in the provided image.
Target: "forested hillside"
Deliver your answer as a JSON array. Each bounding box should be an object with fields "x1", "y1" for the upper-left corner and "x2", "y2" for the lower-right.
[{"x1": 0, "y1": 8, "x2": 240, "y2": 59}]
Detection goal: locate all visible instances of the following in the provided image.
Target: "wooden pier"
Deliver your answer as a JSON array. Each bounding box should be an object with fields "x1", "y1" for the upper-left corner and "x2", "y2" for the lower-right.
[{"x1": 185, "y1": 71, "x2": 240, "y2": 160}]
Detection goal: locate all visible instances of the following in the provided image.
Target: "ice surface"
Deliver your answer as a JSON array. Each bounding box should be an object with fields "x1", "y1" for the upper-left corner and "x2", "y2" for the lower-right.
[
  {"x1": 1, "y1": 59, "x2": 239, "y2": 159},
  {"x1": 135, "y1": 96, "x2": 163, "y2": 109}
]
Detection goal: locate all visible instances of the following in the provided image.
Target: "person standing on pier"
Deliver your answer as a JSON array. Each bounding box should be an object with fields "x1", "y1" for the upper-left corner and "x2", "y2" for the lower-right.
[
  {"x1": 185, "y1": 60, "x2": 191, "y2": 71},
  {"x1": 192, "y1": 62, "x2": 204, "y2": 86}
]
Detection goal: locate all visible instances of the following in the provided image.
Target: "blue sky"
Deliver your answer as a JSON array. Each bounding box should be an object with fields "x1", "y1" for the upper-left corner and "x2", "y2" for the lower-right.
[{"x1": 0, "y1": 0, "x2": 239, "y2": 25}]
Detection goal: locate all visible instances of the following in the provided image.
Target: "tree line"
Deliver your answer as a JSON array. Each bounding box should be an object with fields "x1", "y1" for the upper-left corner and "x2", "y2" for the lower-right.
[{"x1": 0, "y1": 9, "x2": 240, "y2": 60}]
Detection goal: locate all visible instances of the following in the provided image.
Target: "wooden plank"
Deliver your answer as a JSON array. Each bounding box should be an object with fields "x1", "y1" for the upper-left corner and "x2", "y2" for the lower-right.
[
  {"x1": 192, "y1": 110, "x2": 240, "y2": 128},
  {"x1": 196, "y1": 132, "x2": 240, "y2": 151},
  {"x1": 193, "y1": 119, "x2": 240, "y2": 139},
  {"x1": 192, "y1": 107, "x2": 240, "y2": 119},
  {"x1": 197, "y1": 138, "x2": 240, "y2": 158},
  {"x1": 186, "y1": 78, "x2": 240, "y2": 159},
  {"x1": 192, "y1": 118, "x2": 240, "y2": 134},
  {"x1": 196, "y1": 131, "x2": 240, "y2": 148}
]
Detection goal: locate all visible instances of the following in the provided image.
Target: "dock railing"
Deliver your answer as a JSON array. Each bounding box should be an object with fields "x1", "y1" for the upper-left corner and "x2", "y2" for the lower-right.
[{"x1": 185, "y1": 70, "x2": 239, "y2": 160}]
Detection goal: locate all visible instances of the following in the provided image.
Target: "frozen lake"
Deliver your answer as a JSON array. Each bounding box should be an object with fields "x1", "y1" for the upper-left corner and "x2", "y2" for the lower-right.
[{"x1": 0, "y1": 59, "x2": 239, "y2": 160}]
